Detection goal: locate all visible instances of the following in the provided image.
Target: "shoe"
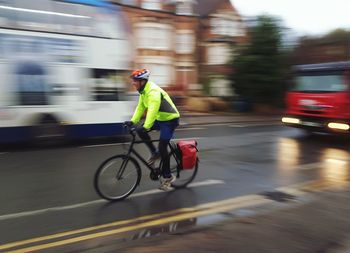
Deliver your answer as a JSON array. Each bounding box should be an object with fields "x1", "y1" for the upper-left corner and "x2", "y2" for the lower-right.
[
  {"x1": 147, "y1": 151, "x2": 160, "y2": 165},
  {"x1": 159, "y1": 175, "x2": 175, "y2": 191}
]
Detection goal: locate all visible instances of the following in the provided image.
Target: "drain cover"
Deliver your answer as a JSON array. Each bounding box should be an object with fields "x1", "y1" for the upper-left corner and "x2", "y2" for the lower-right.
[{"x1": 260, "y1": 191, "x2": 296, "y2": 202}]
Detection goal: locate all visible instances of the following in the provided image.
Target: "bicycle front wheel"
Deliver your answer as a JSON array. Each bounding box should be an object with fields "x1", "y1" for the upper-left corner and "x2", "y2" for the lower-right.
[
  {"x1": 169, "y1": 150, "x2": 198, "y2": 189},
  {"x1": 94, "y1": 155, "x2": 141, "y2": 201}
]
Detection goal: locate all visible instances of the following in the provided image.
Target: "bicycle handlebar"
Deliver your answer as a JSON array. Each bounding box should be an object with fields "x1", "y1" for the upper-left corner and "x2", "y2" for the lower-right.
[
  {"x1": 123, "y1": 123, "x2": 152, "y2": 136},
  {"x1": 123, "y1": 123, "x2": 136, "y2": 135},
  {"x1": 123, "y1": 123, "x2": 173, "y2": 145}
]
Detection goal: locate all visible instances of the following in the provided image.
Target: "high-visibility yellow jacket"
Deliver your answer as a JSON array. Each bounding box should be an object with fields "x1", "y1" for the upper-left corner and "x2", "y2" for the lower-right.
[{"x1": 131, "y1": 81, "x2": 180, "y2": 130}]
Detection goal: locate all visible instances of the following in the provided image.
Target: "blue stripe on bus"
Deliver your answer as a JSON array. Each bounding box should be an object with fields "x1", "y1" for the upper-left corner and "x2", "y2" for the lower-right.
[
  {"x1": 0, "y1": 123, "x2": 126, "y2": 143},
  {"x1": 0, "y1": 127, "x2": 31, "y2": 143},
  {"x1": 66, "y1": 123, "x2": 126, "y2": 138}
]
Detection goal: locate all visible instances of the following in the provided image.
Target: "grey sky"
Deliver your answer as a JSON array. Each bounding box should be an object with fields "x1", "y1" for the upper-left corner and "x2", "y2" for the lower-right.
[{"x1": 231, "y1": 0, "x2": 350, "y2": 36}]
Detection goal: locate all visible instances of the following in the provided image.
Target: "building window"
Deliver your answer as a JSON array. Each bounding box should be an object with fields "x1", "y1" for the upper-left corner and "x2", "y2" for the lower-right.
[
  {"x1": 210, "y1": 79, "x2": 233, "y2": 97},
  {"x1": 211, "y1": 17, "x2": 241, "y2": 37},
  {"x1": 176, "y1": 1, "x2": 193, "y2": 15},
  {"x1": 148, "y1": 64, "x2": 173, "y2": 87},
  {"x1": 135, "y1": 23, "x2": 172, "y2": 50},
  {"x1": 176, "y1": 31, "x2": 194, "y2": 54},
  {"x1": 207, "y1": 45, "x2": 230, "y2": 65},
  {"x1": 136, "y1": 63, "x2": 172, "y2": 87},
  {"x1": 142, "y1": 0, "x2": 161, "y2": 10}
]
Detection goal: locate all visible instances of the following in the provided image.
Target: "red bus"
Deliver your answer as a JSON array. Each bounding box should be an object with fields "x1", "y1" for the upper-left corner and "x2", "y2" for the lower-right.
[{"x1": 282, "y1": 61, "x2": 350, "y2": 133}]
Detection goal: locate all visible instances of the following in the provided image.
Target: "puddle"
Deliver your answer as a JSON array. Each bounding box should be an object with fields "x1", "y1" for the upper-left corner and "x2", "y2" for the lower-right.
[
  {"x1": 260, "y1": 191, "x2": 296, "y2": 202},
  {"x1": 122, "y1": 213, "x2": 229, "y2": 242}
]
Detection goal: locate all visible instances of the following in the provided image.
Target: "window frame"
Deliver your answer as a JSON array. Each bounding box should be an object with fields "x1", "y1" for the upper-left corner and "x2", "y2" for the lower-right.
[
  {"x1": 135, "y1": 22, "x2": 173, "y2": 50},
  {"x1": 176, "y1": 30, "x2": 195, "y2": 54},
  {"x1": 141, "y1": 0, "x2": 161, "y2": 10}
]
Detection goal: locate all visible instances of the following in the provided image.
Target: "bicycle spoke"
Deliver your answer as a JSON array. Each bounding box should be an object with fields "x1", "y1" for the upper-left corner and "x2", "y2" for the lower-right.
[{"x1": 94, "y1": 155, "x2": 140, "y2": 201}]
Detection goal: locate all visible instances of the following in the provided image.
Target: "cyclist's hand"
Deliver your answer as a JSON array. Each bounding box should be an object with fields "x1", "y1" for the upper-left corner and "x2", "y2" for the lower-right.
[
  {"x1": 124, "y1": 121, "x2": 133, "y2": 127},
  {"x1": 135, "y1": 125, "x2": 147, "y2": 133}
]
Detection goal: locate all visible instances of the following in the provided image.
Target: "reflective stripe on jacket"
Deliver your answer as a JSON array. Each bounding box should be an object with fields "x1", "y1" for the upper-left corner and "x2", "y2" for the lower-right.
[{"x1": 131, "y1": 81, "x2": 180, "y2": 130}]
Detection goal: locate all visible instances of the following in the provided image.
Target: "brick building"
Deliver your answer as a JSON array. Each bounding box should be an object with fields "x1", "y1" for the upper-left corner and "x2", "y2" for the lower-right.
[{"x1": 112, "y1": 0, "x2": 246, "y2": 96}]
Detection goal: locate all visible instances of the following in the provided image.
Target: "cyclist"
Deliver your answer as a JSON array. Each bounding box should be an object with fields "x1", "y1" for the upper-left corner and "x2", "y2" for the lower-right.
[{"x1": 125, "y1": 68, "x2": 180, "y2": 191}]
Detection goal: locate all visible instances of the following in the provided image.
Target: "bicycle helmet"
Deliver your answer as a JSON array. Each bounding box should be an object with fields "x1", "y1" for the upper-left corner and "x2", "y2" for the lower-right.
[{"x1": 130, "y1": 68, "x2": 150, "y2": 80}]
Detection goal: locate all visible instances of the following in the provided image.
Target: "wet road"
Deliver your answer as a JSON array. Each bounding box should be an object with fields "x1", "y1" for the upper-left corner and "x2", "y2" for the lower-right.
[{"x1": 0, "y1": 122, "x2": 350, "y2": 251}]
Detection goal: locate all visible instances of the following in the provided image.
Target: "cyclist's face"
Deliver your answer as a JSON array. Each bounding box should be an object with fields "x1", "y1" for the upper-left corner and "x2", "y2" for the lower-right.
[
  {"x1": 131, "y1": 79, "x2": 143, "y2": 91},
  {"x1": 131, "y1": 79, "x2": 141, "y2": 90}
]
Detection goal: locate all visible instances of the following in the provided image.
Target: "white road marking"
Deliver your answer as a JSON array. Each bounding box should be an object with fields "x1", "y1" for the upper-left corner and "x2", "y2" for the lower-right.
[
  {"x1": 173, "y1": 137, "x2": 206, "y2": 141},
  {"x1": 81, "y1": 137, "x2": 206, "y2": 148},
  {"x1": 131, "y1": 180, "x2": 225, "y2": 198},
  {"x1": 0, "y1": 179, "x2": 225, "y2": 221},
  {"x1": 80, "y1": 143, "x2": 124, "y2": 148},
  {"x1": 228, "y1": 124, "x2": 247, "y2": 128},
  {"x1": 185, "y1": 122, "x2": 280, "y2": 128},
  {"x1": 191, "y1": 123, "x2": 231, "y2": 127},
  {"x1": 177, "y1": 127, "x2": 206, "y2": 131},
  {"x1": 0, "y1": 152, "x2": 8, "y2": 155},
  {"x1": 297, "y1": 162, "x2": 324, "y2": 170},
  {"x1": 229, "y1": 122, "x2": 280, "y2": 128}
]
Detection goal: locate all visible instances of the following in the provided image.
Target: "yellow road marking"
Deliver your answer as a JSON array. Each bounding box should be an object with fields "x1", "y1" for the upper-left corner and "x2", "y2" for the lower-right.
[
  {"x1": 6, "y1": 195, "x2": 270, "y2": 253},
  {"x1": 2, "y1": 178, "x2": 344, "y2": 253},
  {"x1": 0, "y1": 195, "x2": 261, "y2": 251},
  {"x1": 0, "y1": 207, "x2": 193, "y2": 251}
]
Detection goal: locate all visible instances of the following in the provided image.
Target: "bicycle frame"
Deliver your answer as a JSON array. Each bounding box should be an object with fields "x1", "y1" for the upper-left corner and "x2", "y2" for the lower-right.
[
  {"x1": 94, "y1": 125, "x2": 198, "y2": 201},
  {"x1": 125, "y1": 128, "x2": 180, "y2": 175}
]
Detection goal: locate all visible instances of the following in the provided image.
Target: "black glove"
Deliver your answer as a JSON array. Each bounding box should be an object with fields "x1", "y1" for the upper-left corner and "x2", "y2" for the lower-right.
[
  {"x1": 135, "y1": 125, "x2": 147, "y2": 133},
  {"x1": 124, "y1": 121, "x2": 133, "y2": 127}
]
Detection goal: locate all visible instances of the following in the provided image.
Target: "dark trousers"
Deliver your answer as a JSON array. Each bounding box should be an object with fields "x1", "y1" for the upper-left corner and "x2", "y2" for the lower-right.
[{"x1": 137, "y1": 118, "x2": 179, "y2": 177}]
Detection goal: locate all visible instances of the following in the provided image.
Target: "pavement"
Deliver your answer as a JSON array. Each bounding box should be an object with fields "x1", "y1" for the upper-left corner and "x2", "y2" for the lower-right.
[
  {"x1": 179, "y1": 110, "x2": 282, "y2": 126},
  {"x1": 106, "y1": 111, "x2": 350, "y2": 253}
]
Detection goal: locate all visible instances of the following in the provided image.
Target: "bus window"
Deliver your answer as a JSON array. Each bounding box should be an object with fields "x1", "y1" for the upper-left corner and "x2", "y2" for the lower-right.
[
  {"x1": 0, "y1": 0, "x2": 16, "y2": 27},
  {"x1": 91, "y1": 69, "x2": 124, "y2": 101},
  {"x1": 51, "y1": 0, "x2": 79, "y2": 34},
  {"x1": 91, "y1": 7, "x2": 116, "y2": 38},
  {"x1": 73, "y1": 4, "x2": 94, "y2": 35},
  {"x1": 15, "y1": 62, "x2": 49, "y2": 105},
  {"x1": 14, "y1": 0, "x2": 54, "y2": 31}
]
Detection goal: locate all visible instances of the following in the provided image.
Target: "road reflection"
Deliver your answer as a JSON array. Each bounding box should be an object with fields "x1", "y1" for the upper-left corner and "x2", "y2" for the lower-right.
[
  {"x1": 277, "y1": 136, "x2": 350, "y2": 188},
  {"x1": 129, "y1": 218, "x2": 197, "y2": 240},
  {"x1": 277, "y1": 138, "x2": 300, "y2": 170},
  {"x1": 322, "y1": 148, "x2": 350, "y2": 186}
]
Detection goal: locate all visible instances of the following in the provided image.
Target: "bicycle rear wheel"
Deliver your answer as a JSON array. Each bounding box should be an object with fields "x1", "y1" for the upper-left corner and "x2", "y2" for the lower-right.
[
  {"x1": 169, "y1": 150, "x2": 198, "y2": 189},
  {"x1": 94, "y1": 155, "x2": 141, "y2": 201}
]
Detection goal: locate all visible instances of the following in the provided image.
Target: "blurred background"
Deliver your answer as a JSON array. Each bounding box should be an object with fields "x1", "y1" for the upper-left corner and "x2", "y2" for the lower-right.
[
  {"x1": 0, "y1": 0, "x2": 349, "y2": 144},
  {"x1": 1, "y1": 1, "x2": 350, "y2": 252}
]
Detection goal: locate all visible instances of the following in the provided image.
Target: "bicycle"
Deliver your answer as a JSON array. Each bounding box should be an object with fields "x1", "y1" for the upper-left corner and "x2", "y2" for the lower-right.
[{"x1": 94, "y1": 124, "x2": 199, "y2": 201}]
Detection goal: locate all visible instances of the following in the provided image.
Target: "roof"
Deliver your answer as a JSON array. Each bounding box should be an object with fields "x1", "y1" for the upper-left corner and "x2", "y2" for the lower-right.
[
  {"x1": 294, "y1": 61, "x2": 350, "y2": 72},
  {"x1": 194, "y1": 0, "x2": 226, "y2": 17},
  {"x1": 114, "y1": 0, "x2": 232, "y2": 17}
]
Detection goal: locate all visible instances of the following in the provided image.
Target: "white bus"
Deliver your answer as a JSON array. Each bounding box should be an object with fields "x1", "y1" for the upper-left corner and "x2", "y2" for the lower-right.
[{"x1": 0, "y1": 0, "x2": 134, "y2": 143}]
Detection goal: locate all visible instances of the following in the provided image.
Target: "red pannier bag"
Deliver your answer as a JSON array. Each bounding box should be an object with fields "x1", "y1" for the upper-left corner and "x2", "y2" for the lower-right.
[{"x1": 177, "y1": 140, "x2": 198, "y2": 170}]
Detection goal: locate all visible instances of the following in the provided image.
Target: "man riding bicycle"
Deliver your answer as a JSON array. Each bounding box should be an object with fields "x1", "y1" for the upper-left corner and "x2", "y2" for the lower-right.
[{"x1": 125, "y1": 68, "x2": 180, "y2": 191}]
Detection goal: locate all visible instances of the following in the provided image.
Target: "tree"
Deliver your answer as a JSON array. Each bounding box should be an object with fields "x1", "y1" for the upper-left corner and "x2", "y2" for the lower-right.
[{"x1": 230, "y1": 15, "x2": 288, "y2": 107}]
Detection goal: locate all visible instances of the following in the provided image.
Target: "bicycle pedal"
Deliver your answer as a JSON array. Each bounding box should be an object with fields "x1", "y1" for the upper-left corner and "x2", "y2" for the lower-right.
[{"x1": 149, "y1": 171, "x2": 160, "y2": 181}]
